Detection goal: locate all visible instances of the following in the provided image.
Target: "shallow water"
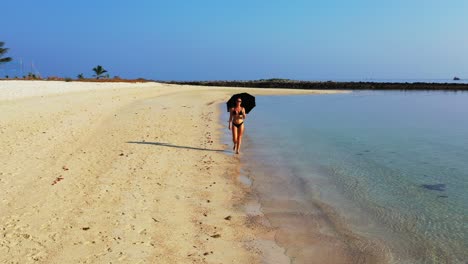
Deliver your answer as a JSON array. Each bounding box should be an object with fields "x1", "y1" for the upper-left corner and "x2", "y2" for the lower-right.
[{"x1": 224, "y1": 91, "x2": 468, "y2": 263}]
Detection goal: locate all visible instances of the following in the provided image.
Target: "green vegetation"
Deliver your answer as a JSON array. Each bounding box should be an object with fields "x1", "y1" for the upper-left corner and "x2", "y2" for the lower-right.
[
  {"x1": 0, "y1": 42, "x2": 12, "y2": 64},
  {"x1": 92, "y1": 65, "x2": 108, "y2": 79},
  {"x1": 27, "y1": 73, "x2": 39, "y2": 79},
  {"x1": 0, "y1": 44, "x2": 146, "y2": 82}
]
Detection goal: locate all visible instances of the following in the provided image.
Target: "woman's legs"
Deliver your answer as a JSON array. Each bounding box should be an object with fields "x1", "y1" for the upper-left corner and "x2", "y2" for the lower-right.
[
  {"x1": 231, "y1": 125, "x2": 238, "y2": 150},
  {"x1": 236, "y1": 124, "x2": 244, "y2": 154}
]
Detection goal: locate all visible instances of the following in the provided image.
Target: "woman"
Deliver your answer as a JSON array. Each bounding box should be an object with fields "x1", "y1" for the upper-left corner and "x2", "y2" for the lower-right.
[{"x1": 228, "y1": 97, "x2": 246, "y2": 154}]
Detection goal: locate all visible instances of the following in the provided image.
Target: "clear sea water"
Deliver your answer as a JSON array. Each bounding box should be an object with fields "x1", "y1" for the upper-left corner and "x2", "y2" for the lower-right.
[
  {"x1": 305, "y1": 78, "x2": 468, "y2": 84},
  {"x1": 231, "y1": 91, "x2": 468, "y2": 263}
]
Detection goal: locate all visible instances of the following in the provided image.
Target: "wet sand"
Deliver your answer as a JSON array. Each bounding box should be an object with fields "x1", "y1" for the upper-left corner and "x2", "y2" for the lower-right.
[
  {"x1": 239, "y1": 161, "x2": 392, "y2": 264},
  {"x1": 0, "y1": 80, "x2": 341, "y2": 263}
]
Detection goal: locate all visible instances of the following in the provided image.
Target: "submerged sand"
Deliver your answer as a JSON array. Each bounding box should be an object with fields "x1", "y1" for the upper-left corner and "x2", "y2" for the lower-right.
[{"x1": 0, "y1": 80, "x2": 343, "y2": 263}]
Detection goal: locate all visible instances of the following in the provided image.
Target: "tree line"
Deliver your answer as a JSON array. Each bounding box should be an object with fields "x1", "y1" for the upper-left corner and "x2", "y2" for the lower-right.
[{"x1": 0, "y1": 41, "x2": 110, "y2": 80}]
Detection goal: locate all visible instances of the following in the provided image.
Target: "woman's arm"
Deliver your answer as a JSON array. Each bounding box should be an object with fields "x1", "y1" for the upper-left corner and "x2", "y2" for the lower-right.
[
  {"x1": 242, "y1": 108, "x2": 247, "y2": 119},
  {"x1": 228, "y1": 108, "x2": 233, "y2": 129}
]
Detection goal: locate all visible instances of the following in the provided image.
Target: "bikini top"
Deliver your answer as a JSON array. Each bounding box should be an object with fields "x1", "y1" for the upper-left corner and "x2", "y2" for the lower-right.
[{"x1": 233, "y1": 108, "x2": 244, "y2": 116}]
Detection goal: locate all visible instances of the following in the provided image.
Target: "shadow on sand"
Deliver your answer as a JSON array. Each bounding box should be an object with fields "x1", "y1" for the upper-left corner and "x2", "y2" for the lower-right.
[{"x1": 127, "y1": 141, "x2": 225, "y2": 152}]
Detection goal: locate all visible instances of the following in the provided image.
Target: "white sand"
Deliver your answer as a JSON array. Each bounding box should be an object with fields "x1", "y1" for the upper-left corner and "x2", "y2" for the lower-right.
[{"x1": 0, "y1": 80, "x2": 159, "y2": 101}]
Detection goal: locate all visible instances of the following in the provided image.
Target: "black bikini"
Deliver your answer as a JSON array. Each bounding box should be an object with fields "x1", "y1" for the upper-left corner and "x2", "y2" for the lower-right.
[
  {"x1": 232, "y1": 109, "x2": 244, "y2": 128},
  {"x1": 233, "y1": 122, "x2": 244, "y2": 128}
]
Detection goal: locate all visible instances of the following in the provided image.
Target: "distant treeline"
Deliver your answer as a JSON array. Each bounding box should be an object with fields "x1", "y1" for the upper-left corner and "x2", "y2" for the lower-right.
[{"x1": 164, "y1": 79, "x2": 468, "y2": 91}]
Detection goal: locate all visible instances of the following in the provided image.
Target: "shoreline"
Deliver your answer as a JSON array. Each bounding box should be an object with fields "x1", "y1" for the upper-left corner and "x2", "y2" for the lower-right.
[
  {"x1": 218, "y1": 107, "x2": 293, "y2": 264},
  {"x1": 0, "y1": 80, "x2": 343, "y2": 263},
  {"x1": 238, "y1": 147, "x2": 391, "y2": 263},
  {"x1": 219, "y1": 93, "x2": 390, "y2": 264},
  {"x1": 233, "y1": 94, "x2": 393, "y2": 263}
]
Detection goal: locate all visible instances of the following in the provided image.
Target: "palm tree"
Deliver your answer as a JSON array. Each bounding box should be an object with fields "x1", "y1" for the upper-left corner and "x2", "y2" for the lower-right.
[
  {"x1": 92, "y1": 65, "x2": 107, "y2": 79},
  {"x1": 0, "y1": 42, "x2": 12, "y2": 64},
  {"x1": 77, "y1": 73, "x2": 84, "y2": 79}
]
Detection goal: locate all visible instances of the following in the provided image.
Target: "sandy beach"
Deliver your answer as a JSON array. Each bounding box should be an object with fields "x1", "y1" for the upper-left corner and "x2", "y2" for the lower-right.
[{"x1": 0, "y1": 80, "x2": 341, "y2": 263}]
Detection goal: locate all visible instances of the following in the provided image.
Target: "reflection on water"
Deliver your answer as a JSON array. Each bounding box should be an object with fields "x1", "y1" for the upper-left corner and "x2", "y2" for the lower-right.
[{"x1": 225, "y1": 91, "x2": 468, "y2": 263}]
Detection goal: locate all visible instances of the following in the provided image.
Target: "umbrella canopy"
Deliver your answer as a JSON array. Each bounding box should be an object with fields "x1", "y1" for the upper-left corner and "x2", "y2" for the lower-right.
[{"x1": 226, "y1": 93, "x2": 256, "y2": 114}]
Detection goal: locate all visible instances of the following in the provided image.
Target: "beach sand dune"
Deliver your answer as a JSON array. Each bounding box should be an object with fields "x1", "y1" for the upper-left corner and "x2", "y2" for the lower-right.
[{"x1": 0, "y1": 81, "x2": 338, "y2": 263}]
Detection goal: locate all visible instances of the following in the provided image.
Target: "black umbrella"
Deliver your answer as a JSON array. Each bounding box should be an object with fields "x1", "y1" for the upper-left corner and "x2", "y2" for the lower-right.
[{"x1": 226, "y1": 93, "x2": 256, "y2": 114}]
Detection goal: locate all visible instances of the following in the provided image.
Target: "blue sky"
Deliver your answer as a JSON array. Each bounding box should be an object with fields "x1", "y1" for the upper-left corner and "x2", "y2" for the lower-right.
[{"x1": 2, "y1": 0, "x2": 467, "y2": 80}]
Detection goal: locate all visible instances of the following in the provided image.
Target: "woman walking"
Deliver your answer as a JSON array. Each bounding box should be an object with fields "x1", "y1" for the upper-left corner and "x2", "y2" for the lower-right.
[{"x1": 228, "y1": 97, "x2": 246, "y2": 154}]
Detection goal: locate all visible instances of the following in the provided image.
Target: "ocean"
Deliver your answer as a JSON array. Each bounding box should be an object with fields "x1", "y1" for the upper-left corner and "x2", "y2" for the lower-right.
[{"x1": 224, "y1": 91, "x2": 468, "y2": 263}]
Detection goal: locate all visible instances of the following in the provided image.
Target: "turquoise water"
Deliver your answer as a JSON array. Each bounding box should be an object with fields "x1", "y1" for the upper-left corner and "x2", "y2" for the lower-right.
[{"x1": 237, "y1": 91, "x2": 468, "y2": 263}]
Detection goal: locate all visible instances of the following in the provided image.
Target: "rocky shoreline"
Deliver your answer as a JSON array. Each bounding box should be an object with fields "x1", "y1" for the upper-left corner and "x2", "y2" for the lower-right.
[{"x1": 165, "y1": 79, "x2": 468, "y2": 91}]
